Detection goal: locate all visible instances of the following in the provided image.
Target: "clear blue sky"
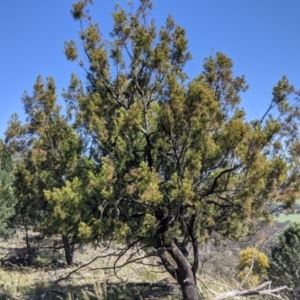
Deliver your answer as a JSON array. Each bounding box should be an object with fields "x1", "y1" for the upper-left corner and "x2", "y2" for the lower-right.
[{"x1": 1, "y1": 0, "x2": 300, "y2": 137}]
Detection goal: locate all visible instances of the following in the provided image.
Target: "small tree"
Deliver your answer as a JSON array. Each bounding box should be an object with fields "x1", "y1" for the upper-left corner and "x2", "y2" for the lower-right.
[
  {"x1": 269, "y1": 223, "x2": 300, "y2": 300},
  {"x1": 5, "y1": 76, "x2": 90, "y2": 265},
  {"x1": 0, "y1": 141, "x2": 17, "y2": 236}
]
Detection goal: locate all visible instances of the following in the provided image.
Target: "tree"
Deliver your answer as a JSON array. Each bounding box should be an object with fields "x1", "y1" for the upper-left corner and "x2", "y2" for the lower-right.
[
  {"x1": 5, "y1": 76, "x2": 90, "y2": 265},
  {"x1": 60, "y1": 1, "x2": 300, "y2": 299},
  {"x1": 269, "y1": 223, "x2": 300, "y2": 299},
  {"x1": 6, "y1": 0, "x2": 300, "y2": 299},
  {"x1": 0, "y1": 141, "x2": 17, "y2": 235}
]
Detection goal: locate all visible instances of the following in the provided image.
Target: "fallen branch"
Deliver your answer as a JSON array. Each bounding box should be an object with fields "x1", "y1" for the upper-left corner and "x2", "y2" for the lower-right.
[{"x1": 210, "y1": 281, "x2": 292, "y2": 300}]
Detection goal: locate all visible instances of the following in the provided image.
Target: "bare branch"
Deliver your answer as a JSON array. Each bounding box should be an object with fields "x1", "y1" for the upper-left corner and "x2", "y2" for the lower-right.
[{"x1": 211, "y1": 281, "x2": 291, "y2": 300}]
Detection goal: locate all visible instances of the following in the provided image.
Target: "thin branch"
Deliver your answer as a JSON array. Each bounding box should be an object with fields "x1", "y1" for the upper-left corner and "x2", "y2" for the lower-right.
[
  {"x1": 239, "y1": 243, "x2": 258, "y2": 289},
  {"x1": 211, "y1": 281, "x2": 291, "y2": 300},
  {"x1": 203, "y1": 164, "x2": 242, "y2": 197}
]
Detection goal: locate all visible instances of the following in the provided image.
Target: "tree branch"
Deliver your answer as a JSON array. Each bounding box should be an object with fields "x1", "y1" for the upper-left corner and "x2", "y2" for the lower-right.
[
  {"x1": 203, "y1": 164, "x2": 242, "y2": 197},
  {"x1": 210, "y1": 281, "x2": 291, "y2": 300}
]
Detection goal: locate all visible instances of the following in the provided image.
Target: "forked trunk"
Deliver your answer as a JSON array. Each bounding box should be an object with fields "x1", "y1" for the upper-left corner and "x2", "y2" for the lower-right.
[
  {"x1": 62, "y1": 235, "x2": 74, "y2": 265},
  {"x1": 159, "y1": 239, "x2": 202, "y2": 300}
]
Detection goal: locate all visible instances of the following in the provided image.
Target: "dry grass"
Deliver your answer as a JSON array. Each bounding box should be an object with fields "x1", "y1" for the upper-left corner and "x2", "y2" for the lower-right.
[
  {"x1": 0, "y1": 223, "x2": 283, "y2": 299},
  {"x1": 0, "y1": 231, "x2": 175, "y2": 299}
]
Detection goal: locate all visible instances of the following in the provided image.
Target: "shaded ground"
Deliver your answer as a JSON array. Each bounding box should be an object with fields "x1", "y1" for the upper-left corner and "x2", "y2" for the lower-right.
[{"x1": 0, "y1": 279, "x2": 182, "y2": 300}]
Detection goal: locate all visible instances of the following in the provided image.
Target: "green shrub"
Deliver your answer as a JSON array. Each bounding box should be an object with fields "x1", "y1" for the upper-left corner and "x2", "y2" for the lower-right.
[{"x1": 269, "y1": 223, "x2": 300, "y2": 300}]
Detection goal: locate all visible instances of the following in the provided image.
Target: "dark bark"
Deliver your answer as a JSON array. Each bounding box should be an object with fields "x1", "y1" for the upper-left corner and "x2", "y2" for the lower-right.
[
  {"x1": 25, "y1": 227, "x2": 36, "y2": 266},
  {"x1": 159, "y1": 239, "x2": 202, "y2": 300},
  {"x1": 180, "y1": 283, "x2": 202, "y2": 300},
  {"x1": 189, "y1": 215, "x2": 199, "y2": 282},
  {"x1": 62, "y1": 235, "x2": 75, "y2": 265}
]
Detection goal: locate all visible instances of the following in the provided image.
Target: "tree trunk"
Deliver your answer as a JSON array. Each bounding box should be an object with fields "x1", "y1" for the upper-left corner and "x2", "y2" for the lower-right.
[
  {"x1": 180, "y1": 282, "x2": 202, "y2": 300},
  {"x1": 159, "y1": 239, "x2": 202, "y2": 300},
  {"x1": 25, "y1": 227, "x2": 36, "y2": 266},
  {"x1": 62, "y1": 235, "x2": 74, "y2": 265}
]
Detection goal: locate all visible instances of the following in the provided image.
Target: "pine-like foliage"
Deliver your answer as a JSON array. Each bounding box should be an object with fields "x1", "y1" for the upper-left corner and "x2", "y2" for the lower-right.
[
  {"x1": 5, "y1": 77, "x2": 88, "y2": 265},
  {"x1": 269, "y1": 223, "x2": 300, "y2": 300},
  {"x1": 5, "y1": 1, "x2": 300, "y2": 299},
  {"x1": 0, "y1": 142, "x2": 16, "y2": 235}
]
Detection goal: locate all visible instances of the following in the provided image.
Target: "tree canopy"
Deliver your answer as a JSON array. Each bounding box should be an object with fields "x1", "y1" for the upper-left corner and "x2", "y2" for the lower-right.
[
  {"x1": 0, "y1": 141, "x2": 17, "y2": 235},
  {"x1": 5, "y1": 76, "x2": 92, "y2": 264},
  {"x1": 5, "y1": 1, "x2": 300, "y2": 299}
]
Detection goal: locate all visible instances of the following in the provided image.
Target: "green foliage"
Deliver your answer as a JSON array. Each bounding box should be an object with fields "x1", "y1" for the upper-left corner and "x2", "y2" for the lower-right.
[
  {"x1": 5, "y1": 0, "x2": 300, "y2": 297},
  {"x1": 0, "y1": 142, "x2": 17, "y2": 235},
  {"x1": 269, "y1": 223, "x2": 300, "y2": 299},
  {"x1": 61, "y1": 0, "x2": 300, "y2": 243},
  {"x1": 5, "y1": 76, "x2": 92, "y2": 264},
  {"x1": 60, "y1": 1, "x2": 300, "y2": 297},
  {"x1": 237, "y1": 247, "x2": 269, "y2": 287}
]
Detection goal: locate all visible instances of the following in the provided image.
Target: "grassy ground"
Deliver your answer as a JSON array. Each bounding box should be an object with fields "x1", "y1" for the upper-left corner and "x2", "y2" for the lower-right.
[
  {"x1": 0, "y1": 230, "x2": 181, "y2": 299},
  {"x1": 275, "y1": 213, "x2": 300, "y2": 223},
  {"x1": 0, "y1": 258, "x2": 178, "y2": 299},
  {"x1": 0, "y1": 223, "x2": 289, "y2": 299}
]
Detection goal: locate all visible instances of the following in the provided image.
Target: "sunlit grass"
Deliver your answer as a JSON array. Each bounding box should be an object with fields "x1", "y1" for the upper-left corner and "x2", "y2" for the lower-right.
[
  {"x1": 0, "y1": 234, "x2": 171, "y2": 299},
  {"x1": 276, "y1": 214, "x2": 300, "y2": 223}
]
